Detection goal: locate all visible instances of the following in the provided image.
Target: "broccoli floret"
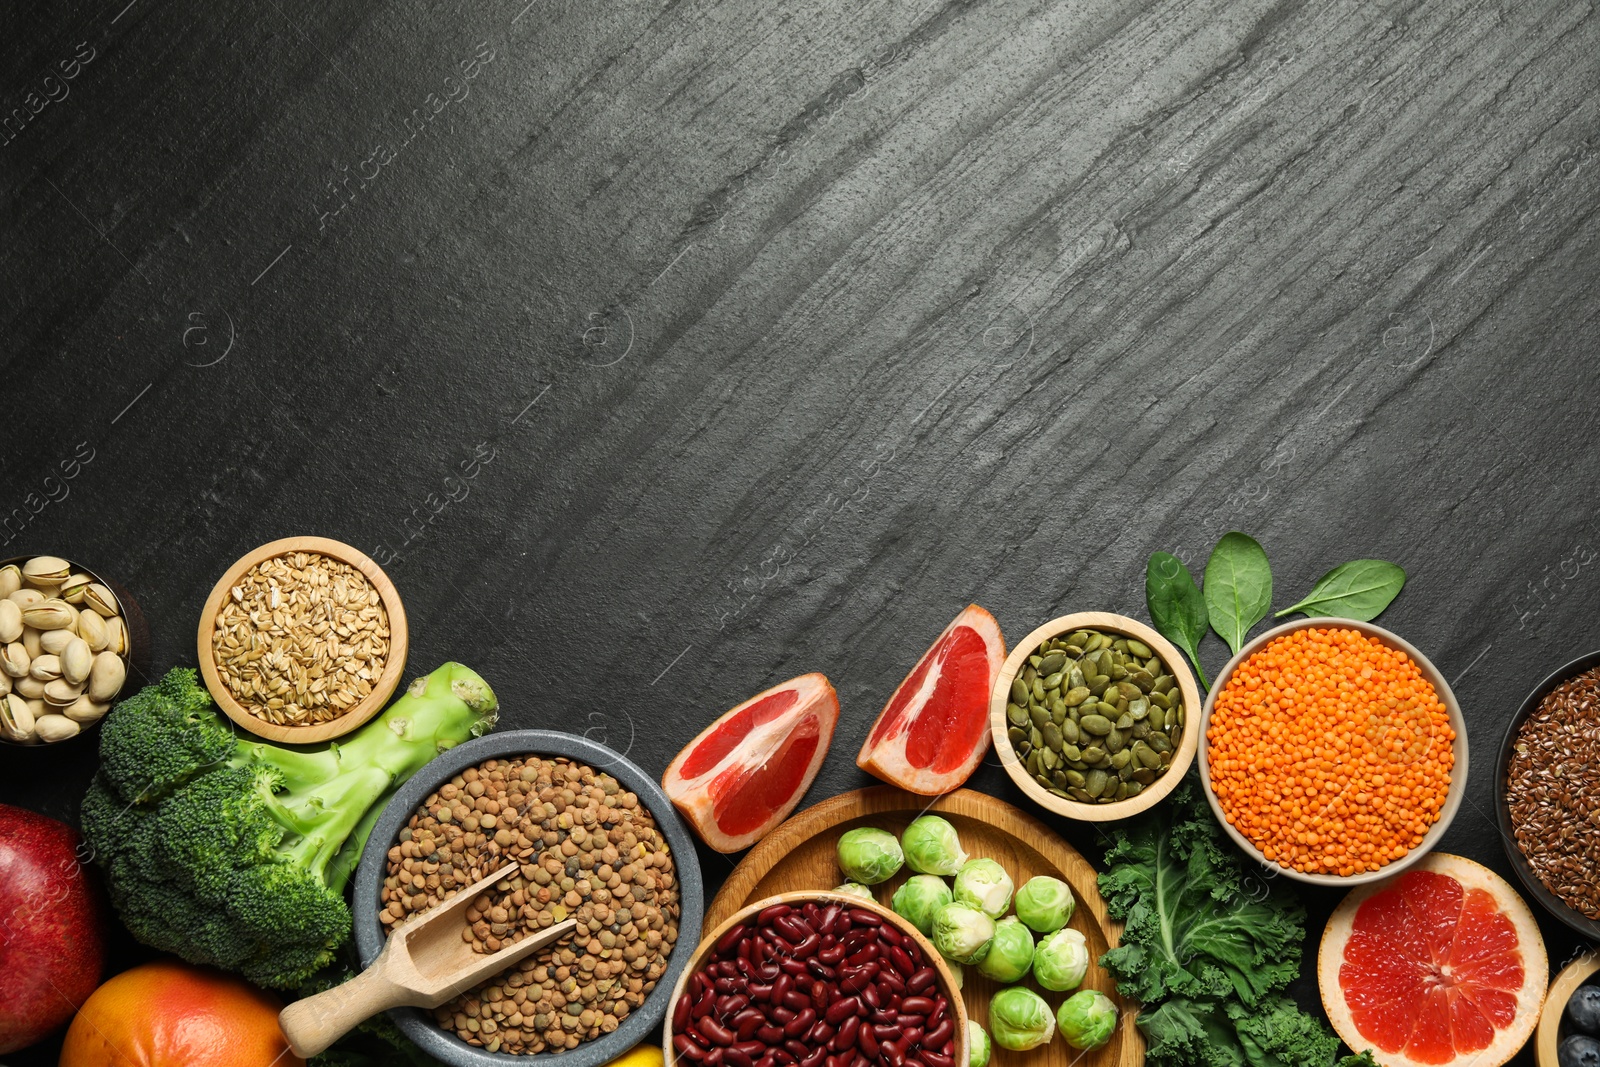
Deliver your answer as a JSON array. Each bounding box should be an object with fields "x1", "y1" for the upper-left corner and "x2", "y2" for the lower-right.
[{"x1": 82, "y1": 663, "x2": 498, "y2": 989}]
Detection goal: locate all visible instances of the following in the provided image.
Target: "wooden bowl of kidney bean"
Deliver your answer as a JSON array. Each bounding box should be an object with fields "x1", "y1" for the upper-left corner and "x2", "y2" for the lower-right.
[{"x1": 665, "y1": 892, "x2": 966, "y2": 1067}]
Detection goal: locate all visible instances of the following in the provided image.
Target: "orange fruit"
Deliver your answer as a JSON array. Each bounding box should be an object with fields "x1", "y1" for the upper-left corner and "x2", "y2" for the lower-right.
[
  {"x1": 1319, "y1": 853, "x2": 1546, "y2": 1067},
  {"x1": 59, "y1": 959, "x2": 301, "y2": 1067}
]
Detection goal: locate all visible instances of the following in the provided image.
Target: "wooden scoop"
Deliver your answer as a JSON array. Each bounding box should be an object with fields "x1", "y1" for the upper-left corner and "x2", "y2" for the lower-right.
[{"x1": 280, "y1": 863, "x2": 578, "y2": 1057}]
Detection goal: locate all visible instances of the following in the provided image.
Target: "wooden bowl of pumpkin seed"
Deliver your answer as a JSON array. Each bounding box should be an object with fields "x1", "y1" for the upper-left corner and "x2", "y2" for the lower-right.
[{"x1": 988, "y1": 611, "x2": 1202, "y2": 822}]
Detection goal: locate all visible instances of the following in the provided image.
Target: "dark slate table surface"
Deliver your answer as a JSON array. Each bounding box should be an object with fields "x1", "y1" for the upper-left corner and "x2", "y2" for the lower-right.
[{"x1": 3, "y1": 0, "x2": 1597, "y2": 1062}]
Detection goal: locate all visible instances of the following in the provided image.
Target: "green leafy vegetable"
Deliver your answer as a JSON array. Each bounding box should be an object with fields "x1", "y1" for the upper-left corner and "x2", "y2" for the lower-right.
[
  {"x1": 1098, "y1": 777, "x2": 1369, "y2": 1067},
  {"x1": 1274, "y1": 560, "x2": 1405, "y2": 621},
  {"x1": 1146, "y1": 552, "x2": 1210, "y2": 689},
  {"x1": 81, "y1": 663, "x2": 499, "y2": 989},
  {"x1": 1203, "y1": 533, "x2": 1272, "y2": 655}
]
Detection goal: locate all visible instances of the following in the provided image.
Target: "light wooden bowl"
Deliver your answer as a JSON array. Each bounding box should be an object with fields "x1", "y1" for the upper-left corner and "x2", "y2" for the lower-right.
[
  {"x1": 989, "y1": 612, "x2": 1201, "y2": 822},
  {"x1": 197, "y1": 536, "x2": 409, "y2": 744},
  {"x1": 1538, "y1": 952, "x2": 1600, "y2": 1067},
  {"x1": 1198, "y1": 617, "x2": 1470, "y2": 886},
  {"x1": 664, "y1": 891, "x2": 967, "y2": 1067}
]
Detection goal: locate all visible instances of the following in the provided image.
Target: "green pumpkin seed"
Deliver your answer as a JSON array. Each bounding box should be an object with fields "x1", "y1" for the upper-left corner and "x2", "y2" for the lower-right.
[
  {"x1": 1029, "y1": 705, "x2": 1049, "y2": 730},
  {"x1": 1148, "y1": 706, "x2": 1166, "y2": 731},
  {"x1": 1125, "y1": 781, "x2": 1143, "y2": 797},
  {"x1": 1131, "y1": 721, "x2": 1151, "y2": 741},
  {"x1": 1131, "y1": 767, "x2": 1157, "y2": 785},
  {"x1": 1093, "y1": 701, "x2": 1118, "y2": 719},
  {"x1": 1040, "y1": 747, "x2": 1058, "y2": 770},
  {"x1": 1036, "y1": 771, "x2": 1054, "y2": 790},
  {"x1": 1023, "y1": 666, "x2": 1038, "y2": 685},
  {"x1": 1117, "y1": 681, "x2": 1142, "y2": 702},
  {"x1": 1050, "y1": 705, "x2": 1067, "y2": 727},
  {"x1": 1080, "y1": 714, "x2": 1113, "y2": 736},
  {"x1": 1068, "y1": 786, "x2": 1093, "y2": 803},
  {"x1": 1148, "y1": 732, "x2": 1172, "y2": 754},
  {"x1": 1042, "y1": 722, "x2": 1063, "y2": 750},
  {"x1": 1042, "y1": 671, "x2": 1065, "y2": 691},
  {"x1": 1031, "y1": 678, "x2": 1046, "y2": 702},
  {"x1": 1064, "y1": 685, "x2": 1091, "y2": 706},
  {"x1": 1174, "y1": 704, "x2": 1186, "y2": 728},
  {"x1": 1110, "y1": 749, "x2": 1132, "y2": 770},
  {"x1": 1116, "y1": 712, "x2": 1135, "y2": 730},
  {"x1": 1133, "y1": 741, "x2": 1162, "y2": 769},
  {"x1": 1008, "y1": 703, "x2": 1029, "y2": 727},
  {"x1": 1061, "y1": 718, "x2": 1080, "y2": 745},
  {"x1": 1030, "y1": 726, "x2": 1044, "y2": 749},
  {"x1": 1064, "y1": 769, "x2": 1087, "y2": 789},
  {"x1": 1081, "y1": 745, "x2": 1105, "y2": 763},
  {"x1": 1011, "y1": 678, "x2": 1030, "y2": 705},
  {"x1": 1028, "y1": 655, "x2": 1043, "y2": 669},
  {"x1": 1149, "y1": 690, "x2": 1173, "y2": 710},
  {"x1": 1062, "y1": 743, "x2": 1082, "y2": 762},
  {"x1": 1128, "y1": 697, "x2": 1150, "y2": 721},
  {"x1": 1126, "y1": 639, "x2": 1152, "y2": 658},
  {"x1": 1151, "y1": 674, "x2": 1174, "y2": 695},
  {"x1": 1025, "y1": 749, "x2": 1040, "y2": 775},
  {"x1": 1129, "y1": 670, "x2": 1155, "y2": 690},
  {"x1": 1009, "y1": 726, "x2": 1027, "y2": 747},
  {"x1": 1105, "y1": 728, "x2": 1125, "y2": 753},
  {"x1": 1038, "y1": 652, "x2": 1066, "y2": 675},
  {"x1": 1084, "y1": 769, "x2": 1108, "y2": 798}
]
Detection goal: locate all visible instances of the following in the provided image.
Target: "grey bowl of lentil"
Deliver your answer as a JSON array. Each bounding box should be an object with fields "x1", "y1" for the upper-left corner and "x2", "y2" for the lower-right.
[
  {"x1": 1495, "y1": 648, "x2": 1600, "y2": 941},
  {"x1": 353, "y1": 729, "x2": 706, "y2": 1067}
]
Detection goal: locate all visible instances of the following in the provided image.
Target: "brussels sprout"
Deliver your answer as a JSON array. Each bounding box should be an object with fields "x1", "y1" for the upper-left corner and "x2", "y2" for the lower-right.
[
  {"x1": 833, "y1": 882, "x2": 876, "y2": 901},
  {"x1": 952, "y1": 858, "x2": 1014, "y2": 919},
  {"x1": 967, "y1": 1020, "x2": 991, "y2": 1067},
  {"x1": 1033, "y1": 927, "x2": 1089, "y2": 991},
  {"x1": 947, "y1": 960, "x2": 964, "y2": 991},
  {"x1": 901, "y1": 815, "x2": 968, "y2": 876},
  {"x1": 1014, "y1": 875, "x2": 1075, "y2": 933},
  {"x1": 975, "y1": 916, "x2": 1035, "y2": 983},
  {"x1": 931, "y1": 901, "x2": 995, "y2": 965},
  {"x1": 892, "y1": 874, "x2": 953, "y2": 936},
  {"x1": 837, "y1": 827, "x2": 904, "y2": 885},
  {"x1": 1057, "y1": 989, "x2": 1118, "y2": 1050},
  {"x1": 988, "y1": 986, "x2": 1054, "y2": 1051}
]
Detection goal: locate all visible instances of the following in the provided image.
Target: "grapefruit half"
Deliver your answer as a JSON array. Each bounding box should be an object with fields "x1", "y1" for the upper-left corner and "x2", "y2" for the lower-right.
[
  {"x1": 662, "y1": 673, "x2": 838, "y2": 852},
  {"x1": 1319, "y1": 852, "x2": 1547, "y2": 1067},
  {"x1": 856, "y1": 604, "x2": 1005, "y2": 795}
]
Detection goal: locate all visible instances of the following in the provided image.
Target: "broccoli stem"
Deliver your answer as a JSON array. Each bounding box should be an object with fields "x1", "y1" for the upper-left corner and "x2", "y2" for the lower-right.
[{"x1": 243, "y1": 662, "x2": 498, "y2": 893}]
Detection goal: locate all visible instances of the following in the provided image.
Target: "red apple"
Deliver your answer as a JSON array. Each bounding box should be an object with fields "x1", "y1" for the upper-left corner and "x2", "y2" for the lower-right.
[{"x1": 0, "y1": 803, "x2": 106, "y2": 1054}]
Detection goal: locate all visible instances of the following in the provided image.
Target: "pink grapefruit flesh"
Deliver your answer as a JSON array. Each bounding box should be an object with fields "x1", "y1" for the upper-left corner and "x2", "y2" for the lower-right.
[
  {"x1": 662, "y1": 673, "x2": 838, "y2": 852},
  {"x1": 857, "y1": 604, "x2": 1005, "y2": 795},
  {"x1": 1318, "y1": 852, "x2": 1546, "y2": 1067}
]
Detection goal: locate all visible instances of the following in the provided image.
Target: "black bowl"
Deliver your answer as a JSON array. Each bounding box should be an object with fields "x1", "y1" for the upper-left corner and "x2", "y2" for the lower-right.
[
  {"x1": 353, "y1": 730, "x2": 706, "y2": 1067},
  {"x1": 1494, "y1": 649, "x2": 1600, "y2": 941}
]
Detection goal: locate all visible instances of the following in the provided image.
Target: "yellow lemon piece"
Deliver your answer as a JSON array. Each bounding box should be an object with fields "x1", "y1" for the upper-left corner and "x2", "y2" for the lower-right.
[{"x1": 605, "y1": 1044, "x2": 666, "y2": 1067}]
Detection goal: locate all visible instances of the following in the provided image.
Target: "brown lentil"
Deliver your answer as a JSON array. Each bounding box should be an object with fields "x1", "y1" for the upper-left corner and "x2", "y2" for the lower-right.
[
  {"x1": 1507, "y1": 664, "x2": 1600, "y2": 919},
  {"x1": 384, "y1": 755, "x2": 680, "y2": 1055}
]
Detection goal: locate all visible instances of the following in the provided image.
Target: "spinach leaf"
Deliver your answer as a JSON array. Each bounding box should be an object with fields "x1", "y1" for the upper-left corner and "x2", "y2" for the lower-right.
[
  {"x1": 1146, "y1": 552, "x2": 1210, "y2": 689},
  {"x1": 1203, "y1": 533, "x2": 1272, "y2": 655},
  {"x1": 1274, "y1": 559, "x2": 1405, "y2": 621}
]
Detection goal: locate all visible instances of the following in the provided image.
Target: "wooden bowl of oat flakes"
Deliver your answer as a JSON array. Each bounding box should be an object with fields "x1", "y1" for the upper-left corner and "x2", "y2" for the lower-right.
[{"x1": 197, "y1": 536, "x2": 409, "y2": 743}]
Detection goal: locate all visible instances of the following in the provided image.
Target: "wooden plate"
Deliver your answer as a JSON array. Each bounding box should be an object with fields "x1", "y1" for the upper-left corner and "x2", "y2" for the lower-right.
[
  {"x1": 197, "y1": 536, "x2": 409, "y2": 743},
  {"x1": 707, "y1": 787, "x2": 1143, "y2": 1067},
  {"x1": 1536, "y1": 952, "x2": 1600, "y2": 1067}
]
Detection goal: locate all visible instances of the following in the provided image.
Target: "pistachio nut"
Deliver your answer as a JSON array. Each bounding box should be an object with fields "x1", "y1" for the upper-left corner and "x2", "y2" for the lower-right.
[
  {"x1": 21, "y1": 599, "x2": 74, "y2": 631},
  {"x1": 84, "y1": 583, "x2": 118, "y2": 618},
  {"x1": 8, "y1": 588, "x2": 44, "y2": 609},
  {"x1": 34, "y1": 714, "x2": 80, "y2": 743},
  {"x1": 77, "y1": 610, "x2": 109, "y2": 652},
  {"x1": 21, "y1": 627, "x2": 40, "y2": 659},
  {"x1": 0, "y1": 671, "x2": 9, "y2": 698},
  {"x1": 22, "y1": 556, "x2": 72, "y2": 586},
  {"x1": 105, "y1": 616, "x2": 128, "y2": 656},
  {"x1": 43, "y1": 678, "x2": 84, "y2": 706},
  {"x1": 14, "y1": 674, "x2": 45, "y2": 699},
  {"x1": 0, "y1": 565, "x2": 20, "y2": 600},
  {"x1": 88, "y1": 651, "x2": 126, "y2": 703},
  {"x1": 0, "y1": 600, "x2": 19, "y2": 644},
  {"x1": 40, "y1": 628, "x2": 74, "y2": 656},
  {"x1": 59, "y1": 573, "x2": 92, "y2": 605},
  {"x1": 28, "y1": 654, "x2": 62, "y2": 682},
  {"x1": 61, "y1": 638, "x2": 92, "y2": 685},
  {"x1": 1, "y1": 642, "x2": 29, "y2": 679},
  {"x1": 63, "y1": 696, "x2": 110, "y2": 724},
  {"x1": 1, "y1": 693, "x2": 35, "y2": 743}
]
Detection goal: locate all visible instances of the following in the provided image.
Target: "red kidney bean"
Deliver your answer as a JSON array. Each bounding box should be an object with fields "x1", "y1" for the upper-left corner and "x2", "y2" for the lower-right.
[
  {"x1": 853, "y1": 1055, "x2": 869, "y2": 1067},
  {"x1": 887, "y1": 946, "x2": 915, "y2": 976},
  {"x1": 774, "y1": 914, "x2": 807, "y2": 941},
  {"x1": 706, "y1": 1049, "x2": 724, "y2": 1067},
  {"x1": 758, "y1": 1053, "x2": 777, "y2": 1067},
  {"x1": 719, "y1": 925, "x2": 751, "y2": 955},
  {"x1": 803, "y1": 902, "x2": 822, "y2": 923},
  {"x1": 808, "y1": 960, "x2": 836, "y2": 983},
  {"x1": 901, "y1": 1028, "x2": 923, "y2": 1049},
  {"x1": 695, "y1": 972, "x2": 714, "y2": 996},
  {"x1": 736, "y1": 1041, "x2": 767, "y2": 1058},
  {"x1": 701, "y1": 1017, "x2": 736, "y2": 1046},
  {"x1": 845, "y1": 945, "x2": 879, "y2": 967},
  {"x1": 895, "y1": 1014, "x2": 922, "y2": 1028},
  {"x1": 921, "y1": 1052, "x2": 953, "y2": 1067},
  {"x1": 760, "y1": 904, "x2": 794, "y2": 924},
  {"x1": 735, "y1": 1011, "x2": 764, "y2": 1041},
  {"x1": 772, "y1": 1051, "x2": 795, "y2": 1067},
  {"x1": 739, "y1": 936, "x2": 754, "y2": 961},
  {"x1": 799, "y1": 1049, "x2": 826, "y2": 1067},
  {"x1": 848, "y1": 909, "x2": 882, "y2": 926},
  {"x1": 793, "y1": 933, "x2": 821, "y2": 959},
  {"x1": 832, "y1": 1017, "x2": 860, "y2": 1052},
  {"x1": 818, "y1": 944, "x2": 846, "y2": 964},
  {"x1": 675, "y1": 1036, "x2": 709, "y2": 1061},
  {"x1": 780, "y1": 958, "x2": 809, "y2": 978},
  {"x1": 858, "y1": 1023, "x2": 880, "y2": 1059},
  {"x1": 861, "y1": 984, "x2": 880, "y2": 1010},
  {"x1": 751, "y1": 983, "x2": 773, "y2": 1003},
  {"x1": 693, "y1": 999, "x2": 716, "y2": 1021},
  {"x1": 825, "y1": 997, "x2": 860, "y2": 1025},
  {"x1": 812, "y1": 1022, "x2": 837, "y2": 1045},
  {"x1": 922, "y1": 1019, "x2": 952, "y2": 1050},
  {"x1": 724, "y1": 1050, "x2": 753, "y2": 1067},
  {"x1": 715, "y1": 978, "x2": 738, "y2": 995},
  {"x1": 724, "y1": 961, "x2": 746, "y2": 978},
  {"x1": 900, "y1": 997, "x2": 934, "y2": 1015},
  {"x1": 782, "y1": 991, "x2": 810, "y2": 1013},
  {"x1": 784, "y1": 1007, "x2": 817, "y2": 1039},
  {"x1": 774, "y1": 1007, "x2": 796, "y2": 1024},
  {"x1": 767, "y1": 972, "x2": 788, "y2": 1004},
  {"x1": 878, "y1": 924, "x2": 903, "y2": 946},
  {"x1": 759, "y1": 1025, "x2": 787, "y2": 1044},
  {"x1": 818, "y1": 904, "x2": 842, "y2": 932},
  {"x1": 871, "y1": 1026, "x2": 898, "y2": 1041},
  {"x1": 882, "y1": 1040, "x2": 905, "y2": 1067},
  {"x1": 736, "y1": 956, "x2": 755, "y2": 978},
  {"x1": 878, "y1": 970, "x2": 904, "y2": 995},
  {"x1": 785, "y1": 1040, "x2": 810, "y2": 1060},
  {"x1": 870, "y1": 1008, "x2": 895, "y2": 1025},
  {"x1": 811, "y1": 981, "x2": 830, "y2": 1012},
  {"x1": 675, "y1": 993, "x2": 692, "y2": 1030},
  {"x1": 718, "y1": 994, "x2": 750, "y2": 1015},
  {"x1": 841, "y1": 962, "x2": 879, "y2": 993},
  {"x1": 903, "y1": 1057, "x2": 926, "y2": 1067},
  {"x1": 906, "y1": 969, "x2": 935, "y2": 994},
  {"x1": 840, "y1": 929, "x2": 872, "y2": 952},
  {"x1": 826, "y1": 1055, "x2": 851, "y2": 1067},
  {"x1": 925, "y1": 999, "x2": 945, "y2": 1030}
]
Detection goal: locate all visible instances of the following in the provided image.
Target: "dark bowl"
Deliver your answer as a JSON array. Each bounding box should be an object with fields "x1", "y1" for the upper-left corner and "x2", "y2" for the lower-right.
[
  {"x1": 1495, "y1": 649, "x2": 1600, "y2": 941},
  {"x1": 353, "y1": 730, "x2": 706, "y2": 1067}
]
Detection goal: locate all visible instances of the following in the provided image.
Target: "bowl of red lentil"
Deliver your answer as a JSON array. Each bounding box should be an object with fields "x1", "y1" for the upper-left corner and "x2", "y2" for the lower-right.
[
  {"x1": 352, "y1": 729, "x2": 705, "y2": 1066},
  {"x1": 1198, "y1": 618, "x2": 1468, "y2": 886},
  {"x1": 1495, "y1": 650, "x2": 1600, "y2": 940}
]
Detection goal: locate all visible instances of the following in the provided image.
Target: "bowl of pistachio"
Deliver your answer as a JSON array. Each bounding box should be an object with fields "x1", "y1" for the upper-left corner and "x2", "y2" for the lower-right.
[
  {"x1": 0, "y1": 554, "x2": 144, "y2": 746},
  {"x1": 988, "y1": 611, "x2": 1201, "y2": 821}
]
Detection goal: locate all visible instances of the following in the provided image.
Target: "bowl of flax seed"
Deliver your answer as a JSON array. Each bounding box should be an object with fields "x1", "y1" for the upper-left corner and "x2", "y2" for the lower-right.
[
  {"x1": 1497, "y1": 649, "x2": 1600, "y2": 940},
  {"x1": 197, "y1": 536, "x2": 409, "y2": 744}
]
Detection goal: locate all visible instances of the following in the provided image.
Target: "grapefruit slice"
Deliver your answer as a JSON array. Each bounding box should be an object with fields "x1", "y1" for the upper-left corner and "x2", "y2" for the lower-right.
[
  {"x1": 662, "y1": 673, "x2": 838, "y2": 852},
  {"x1": 856, "y1": 604, "x2": 1005, "y2": 795},
  {"x1": 1319, "y1": 852, "x2": 1547, "y2": 1067}
]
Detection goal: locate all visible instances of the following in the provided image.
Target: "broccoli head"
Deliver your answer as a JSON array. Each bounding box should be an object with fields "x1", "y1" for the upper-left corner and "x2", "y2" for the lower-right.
[{"x1": 82, "y1": 662, "x2": 498, "y2": 988}]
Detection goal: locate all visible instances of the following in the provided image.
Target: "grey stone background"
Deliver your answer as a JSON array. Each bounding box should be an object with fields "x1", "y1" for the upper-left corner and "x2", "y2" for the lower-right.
[{"x1": 3, "y1": 0, "x2": 1597, "y2": 1062}]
